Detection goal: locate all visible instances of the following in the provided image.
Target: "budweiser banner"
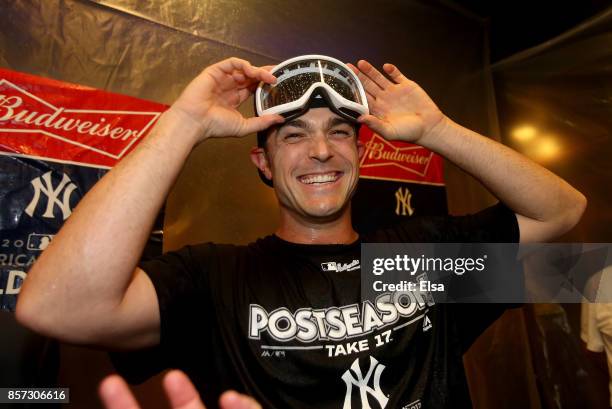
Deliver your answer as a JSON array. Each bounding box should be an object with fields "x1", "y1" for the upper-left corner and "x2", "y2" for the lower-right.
[
  {"x1": 352, "y1": 126, "x2": 447, "y2": 233},
  {"x1": 0, "y1": 68, "x2": 167, "y2": 311},
  {"x1": 358, "y1": 126, "x2": 444, "y2": 185},
  {"x1": 0, "y1": 68, "x2": 164, "y2": 168}
]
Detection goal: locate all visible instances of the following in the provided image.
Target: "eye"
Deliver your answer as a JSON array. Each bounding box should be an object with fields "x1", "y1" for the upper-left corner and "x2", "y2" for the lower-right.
[
  {"x1": 283, "y1": 132, "x2": 305, "y2": 142},
  {"x1": 330, "y1": 128, "x2": 352, "y2": 138}
]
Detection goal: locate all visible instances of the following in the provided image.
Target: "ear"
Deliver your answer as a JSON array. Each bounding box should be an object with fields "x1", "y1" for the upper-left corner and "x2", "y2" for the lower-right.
[{"x1": 250, "y1": 147, "x2": 273, "y2": 181}]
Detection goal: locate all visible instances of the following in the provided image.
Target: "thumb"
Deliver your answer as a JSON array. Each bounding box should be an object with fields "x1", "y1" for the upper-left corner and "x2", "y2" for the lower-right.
[
  {"x1": 240, "y1": 115, "x2": 284, "y2": 136},
  {"x1": 219, "y1": 391, "x2": 262, "y2": 409},
  {"x1": 358, "y1": 115, "x2": 396, "y2": 140}
]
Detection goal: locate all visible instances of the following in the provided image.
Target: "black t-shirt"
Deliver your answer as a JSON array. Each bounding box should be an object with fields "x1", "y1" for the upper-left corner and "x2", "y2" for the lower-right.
[{"x1": 112, "y1": 203, "x2": 520, "y2": 409}]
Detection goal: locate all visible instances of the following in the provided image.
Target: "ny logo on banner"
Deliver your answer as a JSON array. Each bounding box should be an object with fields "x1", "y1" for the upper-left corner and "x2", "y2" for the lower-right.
[
  {"x1": 342, "y1": 356, "x2": 388, "y2": 409},
  {"x1": 25, "y1": 171, "x2": 77, "y2": 220},
  {"x1": 395, "y1": 187, "x2": 414, "y2": 216}
]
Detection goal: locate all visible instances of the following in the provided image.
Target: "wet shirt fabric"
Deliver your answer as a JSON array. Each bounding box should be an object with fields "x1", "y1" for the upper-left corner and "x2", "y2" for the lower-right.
[{"x1": 112, "y1": 203, "x2": 519, "y2": 409}]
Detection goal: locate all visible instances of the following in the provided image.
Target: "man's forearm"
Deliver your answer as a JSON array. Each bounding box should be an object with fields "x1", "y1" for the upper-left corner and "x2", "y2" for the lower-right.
[
  {"x1": 419, "y1": 117, "x2": 586, "y2": 236},
  {"x1": 17, "y1": 108, "x2": 201, "y2": 325}
]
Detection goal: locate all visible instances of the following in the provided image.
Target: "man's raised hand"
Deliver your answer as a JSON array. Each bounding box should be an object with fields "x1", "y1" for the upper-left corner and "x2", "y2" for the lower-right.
[
  {"x1": 171, "y1": 58, "x2": 284, "y2": 143},
  {"x1": 99, "y1": 370, "x2": 262, "y2": 409},
  {"x1": 348, "y1": 60, "x2": 446, "y2": 145}
]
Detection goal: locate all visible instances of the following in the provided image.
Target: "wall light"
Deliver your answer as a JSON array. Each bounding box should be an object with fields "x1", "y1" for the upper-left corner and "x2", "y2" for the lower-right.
[
  {"x1": 532, "y1": 136, "x2": 561, "y2": 161},
  {"x1": 512, "y1": 125, "x2": 537, "y2": 142}
]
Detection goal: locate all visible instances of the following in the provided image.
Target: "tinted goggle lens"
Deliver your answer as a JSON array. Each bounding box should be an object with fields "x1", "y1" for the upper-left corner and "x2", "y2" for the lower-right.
[{"x1": 260, "y1": 59, "x2": 363, "y2": 110}]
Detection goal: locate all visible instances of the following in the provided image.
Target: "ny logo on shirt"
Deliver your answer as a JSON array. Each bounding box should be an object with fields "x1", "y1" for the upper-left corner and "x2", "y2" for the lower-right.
[{"x1": 341, "y1": 356, "x2": 388, "y2": 409}]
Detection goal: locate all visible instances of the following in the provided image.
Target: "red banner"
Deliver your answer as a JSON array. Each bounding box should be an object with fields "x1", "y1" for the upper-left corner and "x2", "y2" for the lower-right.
[
  {"x1": 358, "y1": 126, "x2": 445, "y2": 186},
  {"x1": 0, "y1": 68, "x2": 168, "y2": 169}
]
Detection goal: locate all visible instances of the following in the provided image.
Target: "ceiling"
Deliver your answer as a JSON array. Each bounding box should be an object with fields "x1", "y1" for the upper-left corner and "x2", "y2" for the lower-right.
[{"x1": 446, "y1": 0, "x2": 611, "y2": 61}]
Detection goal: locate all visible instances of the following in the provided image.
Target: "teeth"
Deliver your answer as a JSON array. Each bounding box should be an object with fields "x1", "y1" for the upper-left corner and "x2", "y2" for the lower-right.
[{"x1": 299, "y1": 173, "x2": 339, "y2": 184}]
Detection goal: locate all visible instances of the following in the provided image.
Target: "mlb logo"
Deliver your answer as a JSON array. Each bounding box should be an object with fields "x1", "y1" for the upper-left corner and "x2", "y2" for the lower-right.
[
  {"x1": 27, "y1": 233, "x2": 54, "y2": 251},
  {"x1": 321, "y1": 262, "x2": 337, "y2": 272}
]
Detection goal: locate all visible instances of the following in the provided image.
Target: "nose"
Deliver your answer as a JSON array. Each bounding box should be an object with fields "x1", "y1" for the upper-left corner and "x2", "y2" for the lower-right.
[{"x1": 309, "y1": 132, "x2": 333, "y2": 162}]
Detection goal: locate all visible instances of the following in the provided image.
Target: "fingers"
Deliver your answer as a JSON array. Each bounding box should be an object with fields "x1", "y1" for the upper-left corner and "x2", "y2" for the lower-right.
[
  {"x1": 358, "y1": 114, "x2": 395, "y2": 140},
  {"x1": 357, "y1": 60, "x2": 392, "y2": 90},
  {"x1": 234, "y1": 64, "x2": 279, "y2": 87},
  {"x1": 383, "y1": 63, "x2": 410, "y2": 84},
  {"x1": 99, "y1": 375, "x2": 141, "y2": 409},
  {"x1": 346, "y1": 63, "x2": 364, "y2": 91},
  {"x1": 240, "y1": 115, "x2": 285, "y2": 136},
  {"x1": 349, "y1": 61, "x2": 410, "y2": 100},
  {"x1": 348, "y1": 62, "x2": 382, "y2": 98},
  {"x1": 215, "y1": 58, "x2": 277, "y2": 85},
  {"x1": 163, "y1": 370, "x2": 207, "y2": 409},
  {"x1": 231, "y1": 71, "x2": 246, "y2": 84},
  {"x1": 219, "y1": 391, "x2": 262, "y2": 409},
  {"x1": 363, "y1": 93, "x2": 376, "y2": 111}
]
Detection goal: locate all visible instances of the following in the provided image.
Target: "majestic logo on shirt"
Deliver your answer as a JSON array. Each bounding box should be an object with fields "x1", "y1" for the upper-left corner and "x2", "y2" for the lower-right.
[
  {"x1": 25, "y1": 171, "x2": 78, "y2": 220},
  {"x1": 422, "y1": 315, "x2": 432, "y2": 332},
  {"x1": 249, "y1": 291, "x2": 434, "y2": 342},
  {"x1": 321, "y1": 259, "x2": 360, "y2": 272},
  {"x1": 342, "y1": 356, "x2": 388, "y2": 409}
]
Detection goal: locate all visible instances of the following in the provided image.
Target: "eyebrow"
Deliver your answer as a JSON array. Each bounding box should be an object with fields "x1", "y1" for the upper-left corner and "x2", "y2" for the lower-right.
[
  {"x1": 280, "y1": 119, "x2": 312, "y2": 132},
  {"x1": 277, "y1": 116, "x2": 353, "y2": 133},
  {"x1": 325, "y1": 117, "x2": 353, "y2": 130}
]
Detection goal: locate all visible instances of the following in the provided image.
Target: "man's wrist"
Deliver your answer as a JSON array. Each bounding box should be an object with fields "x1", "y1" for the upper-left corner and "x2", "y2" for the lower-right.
[
  {"x1": 153, "y1": 107, "x2": 208, "y2": 148},
  {"x1": 416, "y1": 114, "x2": 452, "y2": 151}
]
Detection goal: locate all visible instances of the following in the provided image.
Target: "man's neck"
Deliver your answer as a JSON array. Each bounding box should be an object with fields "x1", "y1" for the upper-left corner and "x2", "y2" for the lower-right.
[{"x1": 275, "y1": 207, "x2": 358, "y2": 245}]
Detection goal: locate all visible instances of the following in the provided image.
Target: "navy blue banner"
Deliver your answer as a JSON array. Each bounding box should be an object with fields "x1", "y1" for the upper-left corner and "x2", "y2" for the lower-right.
[{"x1": 0, "y1": 155, "x2": 106, "y2": 311}]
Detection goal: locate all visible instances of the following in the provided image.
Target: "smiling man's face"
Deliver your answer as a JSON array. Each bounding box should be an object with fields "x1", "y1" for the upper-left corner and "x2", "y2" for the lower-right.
[{"x1": 252, "y1": 108, "x2": 364, "y2": 222}]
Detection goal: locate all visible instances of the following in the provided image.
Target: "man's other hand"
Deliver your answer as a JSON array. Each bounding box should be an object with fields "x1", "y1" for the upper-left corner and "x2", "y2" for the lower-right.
[
  {"x1": 348, "y1": 60, "x2": 445, "y2": 145},
  {"x1": 99, "y1": 370, "x2": 262, "y2": 409}
]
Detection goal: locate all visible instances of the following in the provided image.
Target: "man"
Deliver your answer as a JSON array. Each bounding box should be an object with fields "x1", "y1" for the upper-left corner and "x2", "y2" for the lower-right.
[{"x1": 16, "y1": 56, "x2": 586, "y2": 408}]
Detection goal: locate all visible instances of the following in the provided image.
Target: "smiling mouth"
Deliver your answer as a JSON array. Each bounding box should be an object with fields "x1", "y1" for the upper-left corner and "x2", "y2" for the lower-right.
[{"x1": 297, "y1": 171, "x2": 343, "y2": 185}]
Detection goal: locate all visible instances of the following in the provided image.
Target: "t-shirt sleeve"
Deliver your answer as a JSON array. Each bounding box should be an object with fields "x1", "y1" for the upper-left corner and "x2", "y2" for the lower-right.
[{"x1": 110, "y1": 245, "x2": 215, "y2": 383}]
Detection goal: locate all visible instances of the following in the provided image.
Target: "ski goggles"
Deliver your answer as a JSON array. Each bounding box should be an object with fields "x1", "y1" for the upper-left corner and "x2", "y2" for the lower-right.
[{"x1": 255, "y1": 54, "x2": 369, "y2": 122}]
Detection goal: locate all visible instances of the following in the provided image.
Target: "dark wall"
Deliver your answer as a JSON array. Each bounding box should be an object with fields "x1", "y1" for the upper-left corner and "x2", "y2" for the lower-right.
[
  {"x1": 492, "y1": 8, "x2": 612, "y2": 242},
  {"x1": 490, "y1": 8, "x2": 612, "y2": 408}
]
